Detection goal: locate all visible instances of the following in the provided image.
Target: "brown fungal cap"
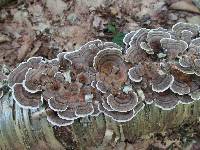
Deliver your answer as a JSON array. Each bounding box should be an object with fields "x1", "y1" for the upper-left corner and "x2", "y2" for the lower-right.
[
  {"x1": 23, "y1": 68, "x2": 43, "y2": 93},
  {"x1": 93, "y1": 48, "x2": 123, "y2": 70},
  {"x1": 57, "y1": 107, "x2": 78, "y2": 120},
  {"x1": 98, "y1": 103, "x2": 135, "y2": 122},
  {"x1": 8, "y1": 63, "x2": 30, "y2": 87},
  {"x1": 170, "y1": 79, "x2": 190, "y2": 95},
  {"x1": 46, "y1": 110, "x2": 74, "y2": 127},
  {"x1": 48, "y1": 97, "x2": 68, "y2": 112},
  {"x1": 12, "y1": 83, "x2": 42, "y2": 109},
  {"x1": 75, "y1": 103, "x2": 94, "y2": 117},
  {"x1": 8, "y1": 57, "x2": 43, "y2": 87},
  {"x1": 154, "y1": 92, "x2": 179, "y2": 110},
  {"x1": 152, "y1": 74, "x2": 174, "y2": 93},
  {"x1": 107, "y1": 92, "x2": 138, "y2": 112}
]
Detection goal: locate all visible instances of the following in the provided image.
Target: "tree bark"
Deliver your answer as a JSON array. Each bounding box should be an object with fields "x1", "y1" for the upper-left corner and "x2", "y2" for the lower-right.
[{"x1": 0, "y1": 91, "x2": 199, "y2": 150}]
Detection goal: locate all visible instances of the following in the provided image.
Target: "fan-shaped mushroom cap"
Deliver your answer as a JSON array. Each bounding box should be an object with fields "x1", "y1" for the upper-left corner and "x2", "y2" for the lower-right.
[
  {"x1": 93, "y1": 48, "x2": 123, "y2": 70},
  {"x1": 75, "y1": 103, "x2": 94, "y2": 117},
  {"x1": 48, "y1": 98, "x2": 68, "y2": 112},
  {"x1": 172, "y1": 22, "x2": 199, "y2": 38},
  {"x1": 8, "y1": 63, "x2": 30, "y2": 87},
  {"x1": 46, "y1": 110, "x2": 74, "y2": 126},
  {"x1": 160, "y1": 38, "x2": 188, "y2": 59},
  {"x1": 128, "y1": 28, "x2": 150, "y2": 47},
  {"x1": 94, "y1": 48, "x2": 127, "y2": 93},
  {"x1": 101, "y1": 97, "x2": 114, "y2": 111},
  {"x1": 175, "y1": 62, "x2": 194, "y2": 74},
  {"x1": 106, "y1": 92, "x2": 138, "y2": 112},
  {"x1": 64, "y1": 40, "x2": 103, "y2": 69},
  {"x1": 128, "y1": 64, "x2": 144, "y2": 82},
  {"x1": 23, "y1": 68, "x2": 43, "y2": 93},
  {"x1": 140, "y1": 28, "x2": 171, "y2": 54},
  {"x1": 154, "y1": 93, "x2": 179, "y2": 110},
  {"x1": 140, "y1": 42, "x2": 154, "y2": 54},
  {"x1": 179, "y1": 55, "x2": 192, "y2": 68},
  {"x1": 12, "y1": 83, "x2": 42, "y2": 109},
  {"x1": 96, "y1": 81, "x2": 107, "y2": 93},
  {"x1": 170, "y1": 79, "x2": 190, "y2": 95},
  {"x1": 189, "y1": 89, "x2": 200, "y2": 100},
  {"x1": 123, "y1": 31, "x2": 136, "y2": 48},
  {"x1": 125, "y1": 28, "x2": 149, "y2": 63},
  {"x1": 152, "y1": 74, "x2": 174, "y2": 93},
  {"x1": 98, "y1": 103, "x2": 135, "y2": 122},
  {"x1": 57, "y1": 107, "x2": 78, "y2": 120},
  {"x1": 179, "y1": 95, "x2": 194, "y2": 104},
  {"x1": 181, "y1": 30, "x2": 193, "y2": 44}
]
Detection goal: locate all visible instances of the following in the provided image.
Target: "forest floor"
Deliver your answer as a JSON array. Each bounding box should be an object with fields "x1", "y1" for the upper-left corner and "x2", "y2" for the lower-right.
[{"x1": 1, "y1": 0, "x2": 200, "y2": 149}]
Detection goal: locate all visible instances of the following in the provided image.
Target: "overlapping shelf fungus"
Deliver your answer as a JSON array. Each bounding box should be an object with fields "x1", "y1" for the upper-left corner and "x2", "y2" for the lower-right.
[{"x1": 6, "y1": 22, "x2": 200, "y2": 126}]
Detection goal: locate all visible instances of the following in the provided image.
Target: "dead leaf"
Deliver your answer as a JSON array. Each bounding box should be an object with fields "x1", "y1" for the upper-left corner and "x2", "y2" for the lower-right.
[
  {"x1": 45, "y1": 0, "x2": 68, "y2": 16},
  {"x1": 170, "y1": 1, "x2": 200, "y2": 14}
]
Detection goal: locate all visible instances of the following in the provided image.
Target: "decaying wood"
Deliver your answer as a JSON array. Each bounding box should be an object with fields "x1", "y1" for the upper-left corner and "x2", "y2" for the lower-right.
[{"x1": 0, "y1": 90, "x2": 199, "y2": 150}]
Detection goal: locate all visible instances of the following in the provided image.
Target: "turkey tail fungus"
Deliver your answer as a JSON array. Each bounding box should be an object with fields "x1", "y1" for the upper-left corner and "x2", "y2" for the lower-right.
[{"x1": 7, "y1": 22, "x2": 200, "y2": 126}]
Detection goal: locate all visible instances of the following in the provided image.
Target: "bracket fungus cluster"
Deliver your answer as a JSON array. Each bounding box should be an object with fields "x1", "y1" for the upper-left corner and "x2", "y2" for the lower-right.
[{"x1": 7, "y1": 22, "x2": 200, "y2": 126}]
